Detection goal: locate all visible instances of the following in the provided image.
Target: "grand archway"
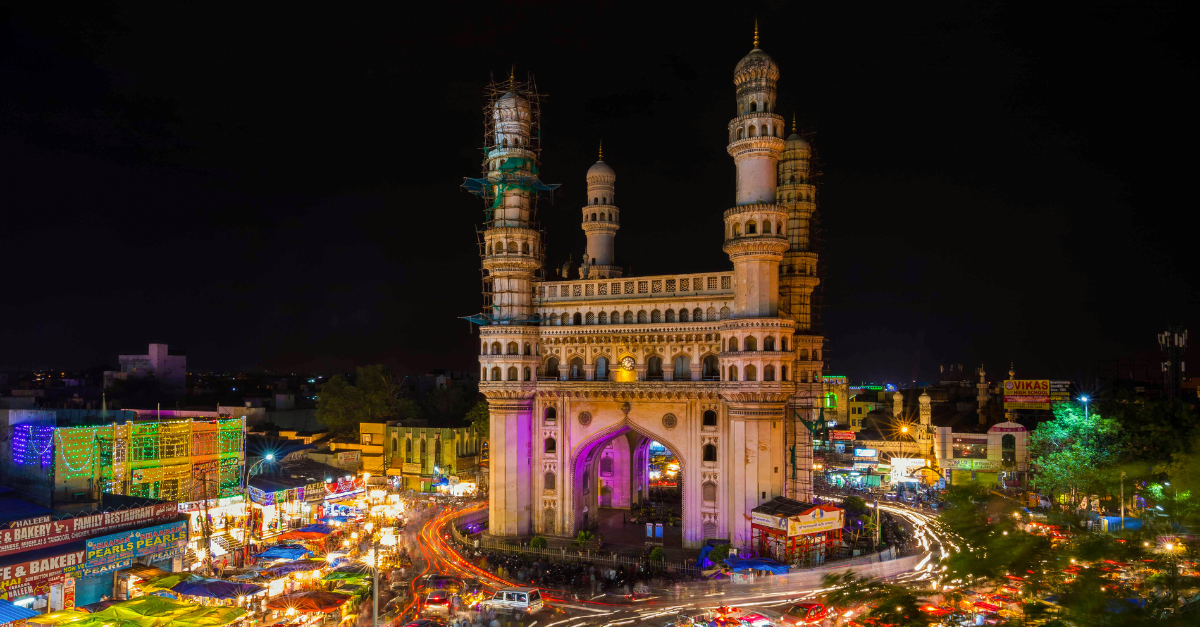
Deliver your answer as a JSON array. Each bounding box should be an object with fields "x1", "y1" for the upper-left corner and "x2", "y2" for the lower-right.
[{"x1": 569, "y1": 421, "x2": 687, "y2": 549}]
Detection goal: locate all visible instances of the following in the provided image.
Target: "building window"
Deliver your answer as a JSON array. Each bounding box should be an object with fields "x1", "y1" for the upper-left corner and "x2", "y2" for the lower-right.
[
  {"x1": 625, "y1": 282, "x2": 635, "y2": 294},
  {"x1": 666, "y1": 279, "x2": 676, "y2": 292},
  {"x1": 680, "y1": 278, "x2": 690, "y2": 291},
  {"x1": 702, "y1": 481, "x2": 717, "y2": 502},
  {"x1": 651, "y1": 309, "x2": 662, "y2": 322},
  {"x1": 703, "y1": 409, "x2": 718, "y2": 427},
  {"x1": 708, "y1": 277, "x2": 718, "y2": 290},
  {"x1": 721, "y1": 276, "x2": 731, "y2": 290},
  {"x1": 598, "y1": 284, "x2": 607, "y2": 295},
  {"x1": 952, "y1": 438, "x2": 988, "y2": 459},
  {"x1": 362, "y1": 434, "x2": 372, "y2": 445},
  {"x1": 652, "y1": 280, "x2": 662, "y2": 293},
  {"x1": 647, "y1": 356, "x2": 663, "y2": 380},
  {"x1": 586, "y1": 312, "x2": 595, "y2": 324},
  {"x1": 406, "y1": 439, "x2": 412, "y2": 462},
  {"x1": 545, "y1": 438, "x2": 556, "y2": 454},
  {"x1": 703, "y1": 444, "x2": 718, "y2": 462},
  {"x1": 544, "y1": 472, "x2": 556, "y2": 491},
  {"x1": 545, "y1": 357, "x2": 559, "y2": 378},
  {"x1": 637, "y1": 310, "x2": 648, "y2": 323},
  {"x1": 638, "y1": 281, "x2": 648, "y2": 294},
  {"x1": 1002, "y1": 434, "x2": 1016, "y2": 464},
  {"x1": 703, "y1": 355, "x2": 719, "y2": 379},
  {"x1": 545, "y1": 406, "x2": 557, "y2": 422},
  {"x1": 573, "y1": 285, "x2": 582, "y2": 297},
  {"x1": 586, "y1": 284, "x2": 595, "y2": 296},
  {"x1": 745, "y1": 365, "x2": 757, "y2": 381},
  {"x1": 600, "y1": 456, "x2": 614, "y2": 475}
]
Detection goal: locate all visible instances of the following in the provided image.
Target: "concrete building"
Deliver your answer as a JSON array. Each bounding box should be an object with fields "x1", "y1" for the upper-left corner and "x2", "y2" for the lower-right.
[
  {"x1": 104, "y1": 344, "x2": 187, "y2": 391},
  {"x1": 472, "y1": 34, "x2": 822, "y2": 552}
]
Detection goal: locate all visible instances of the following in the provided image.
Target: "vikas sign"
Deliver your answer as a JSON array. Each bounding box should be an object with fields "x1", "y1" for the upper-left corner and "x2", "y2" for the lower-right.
[{"x1": 1004, "y1": 380, "x2": 1050, "y2": 410}]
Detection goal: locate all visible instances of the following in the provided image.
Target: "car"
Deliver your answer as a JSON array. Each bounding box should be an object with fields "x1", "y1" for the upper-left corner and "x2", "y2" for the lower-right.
[
  {"x1": 421, "y1": 590, "x2": 452, "y2": 616},
  {"x1": 402, "y1": 621, "x2": 444, "y2": 627},
  {"x1": 781, "y1": 603, "x2": 832, "y2": 626},
  {"x1": 481, "y1": 587, "x2": 544, "y2": 615}
]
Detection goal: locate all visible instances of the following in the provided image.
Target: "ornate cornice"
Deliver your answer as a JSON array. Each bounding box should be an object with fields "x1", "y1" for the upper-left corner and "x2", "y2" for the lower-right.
[
  {"x1": 533, "y1": 382, "x2": 723, "y2": 400},
  {"x1": 723, "y1": 203, "x2": 787, "y2": 220},
  {"x1": 722, "y1": 237, "x2": 789, "y2": 258},
  {"x1": 726, "y1": 136, "x2": 785, "y2": 157}
]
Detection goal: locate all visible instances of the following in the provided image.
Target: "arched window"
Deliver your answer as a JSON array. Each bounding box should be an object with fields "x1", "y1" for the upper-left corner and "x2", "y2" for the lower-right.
[
  {"x1": 405, "y1": 438, "x2": 413, "y2": 462},
  {"x1": 781, "y1": 365, "x2": 788, "y2": 381},
  {"x1": 585, "y1": 312, "x2": 595, "y2": 325},
  {"x1": 611, "y1": 311, "x2": 620, "y2": 324},
  {"x1": 719, "y1": 306, "x2": 730, "y2": 319},
  {"x1": 623, "y1": 311, "x2": 634, "y2": 324},
  {"x1": 749, "y1": 101, "x2": 757, "y2": 112},
  {"x1": 491, "y1": 342, "x2": 502, "y2": 355},
  {"x1": 507, "y1": 366, "x2": 518, "y2": 381},
  {"x1": 545, "y1": 357, "x2": 560, "y2": 379},
  {"x1": 651, "y1": 309, "x2": 662, "y2": 323},
  {"x1": 703, "y1": 409, "x2": 718, "y2": 427},
  {"x1": 763, "y1": 220, "x2": 771, "y2": 234},
  {"x1": 747, "y1": 221, "x2": 757, "y2": 234},
  {"x1": 781, "y1": 337, "x2": 788, "y2": 351},
  {"x1": 569, "y1": 357, "x2": 584, "y2": 380},
  {"x1": 487, "y1": 242, "x2": 493, "y2": 255},
  {"x1": 544, "y1": 472, "x2": 556, "y2": 491},
  {"x1": 703, "y1": 520, "x2": 718, "y2": 540},
  {"x1": 545, "y1": 438, "x2": 556, "y2": 454},
  {"x1": 745, "y1": 365, "x2": 757, "y2": 381},
  {"x1": 524, "y1": 342, "x2": 532, "y2": 355},
  {"x1": 502, "y1": 138, "x2": 508, "y2": 147},
  {"x1": 435, "y1": 439, "x2": 441, "y2": 463},
  {"x1": 598, "y1": 311, "x2": 607, "y2": 324},
  {"x1": 524, "y1": 367, "x2": 532, "y2": 381},
  {"x1": 665, "y1": 309, "x2": 676, "y2": 322},
  {"x1": 560, "y1": 313, "x2": 569, "y2": 326},
  {"x1": 763, "y1": 336, "x2": 775, "y2": 351},
  {"x1": 799, "y1": 348, "x2": 809, "y2": 360},
  {"x1": 732, "y1": 223, "x2": 741, "y2": 237},
  {"x1": 674, "y1": 355, "x2": 691, "y2": 379},
  {"x1": 728, "y1": 337, "x2": 738, "y2": 351},
  {"x1": 637, "y1": 310, "x2": 648, "y2": 323},
  {"x1": 694, "y1": 307, "x2": 703, "y2": 321},
  {"x1": 392, "y1": 438, "x2": 397, "y2": 453},
  {"x1": 703, "y1": 355, "x2": 719, "y2": 379},
  {"x1": 545, "y1": 406, "x2": 557, "y2": 422},
  {"x1": 573, "y1": 312, "x2": 582, "y2": 325},
  {"x1": 764, "y1": 365, "x2": 775, "y2": 381},
  {"x1": 703, "y1": 444, "x2": 718, "y2": 462},
  {"x1": 814, "y1": 349, "x2": 821, "y2": 361},
  {"x1": 647, "y1": 356, "x2": 663, "y2": 380},
  {"x1": 702, "y1": 481, "x2": 717, "y2": 502},
  {"x1": 481, "y1": 342, "x2": 487, "y2": 355},
  {"x1": 749, "y1": 125, "x2": 757, "y2": 137},
  {"x1": 728, "y1": 365, "x2": 738, "y2": 381},
  {"x1": 420, "y1": 439, "x2": 426, "y2": 458},
  {"x1": 708, "y1": 306, "x2": 718, "y2": 321},
  {"x1": 582, "y1": 471, "x2": 590, "y2": 493},
  {"x1": 745, "y1": 336, "x2": 758, "y2": 351},
  {"x1": 591, "y1": 213, "x2": 597, "y2": 221},
  {"x1": 1002, "y1": 434, "x2": 1017, "y2": 464},
  {"x1": 777, "y1": 222, "x2": 784, "y2": 234},
  {"x1": 736, "y1": 127, "x2": 744, "y2": 140},
  {"x1": 596, "y1": 357, "x2": 609, "y2": 380},
  {"x1": 593, "y1": 197, "x2": 599, "y2": 205},
  {"x1": 491, "y1": 367, "x2": 501, "y2": 381},
  {"x1": 522, "y1": 242, "x2": 530, "y2": 255},
  {"x1": 678, "y1": 308, "x2": 689, "y2": 322},
  {"x1": 760, "y1": 124, "x2": 768, "y2": 136},
  {"x1": 600, "y1": 456, "x2": 614, "y2": 475},
  {"x1": 507, "y1": 342, "x2": 519, "y2": 355}
]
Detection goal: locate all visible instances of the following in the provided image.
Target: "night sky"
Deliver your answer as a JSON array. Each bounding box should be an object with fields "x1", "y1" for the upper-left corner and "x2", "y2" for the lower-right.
[{"x1": 2, "y1": 2, "x2": 1195, "y2": 384}]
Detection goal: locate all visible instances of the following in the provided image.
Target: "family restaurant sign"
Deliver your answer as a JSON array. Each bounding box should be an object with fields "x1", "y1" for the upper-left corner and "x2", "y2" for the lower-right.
[{"x1": 0, "y1": 504, "x2": 178, "y2": 557}]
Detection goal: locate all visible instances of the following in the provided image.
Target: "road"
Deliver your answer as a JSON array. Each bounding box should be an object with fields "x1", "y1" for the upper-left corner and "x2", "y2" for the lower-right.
[{"x1": 399, "y1": 500, "x2": 960, "y2": 626}]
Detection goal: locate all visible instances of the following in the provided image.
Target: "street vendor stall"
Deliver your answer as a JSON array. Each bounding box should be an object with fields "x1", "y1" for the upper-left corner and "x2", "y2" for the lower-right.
[{"x1": 749, "y1": 497, "x2": 843, "y2": 565}]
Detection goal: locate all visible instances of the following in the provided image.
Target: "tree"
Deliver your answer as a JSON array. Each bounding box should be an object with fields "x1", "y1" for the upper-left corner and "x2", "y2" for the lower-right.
[
  {"x1": 708, "y1": 544, "x2": 732, "y2": 564},
  {"x1": 466, "y1": 401, "x2": 489, "y2": 436},
  {"x1": 315, "y1": 365, "x2": 408, "y2": 435},
  {"x1": 1028, "y1": 404, "x2": 1121, "y2": 510},
  {"x1": 529, "y1": 536, "x2": 547, "y2": 550},
  {"x1": 822, "y1": 572, "x2": 932, "y2": 626}
]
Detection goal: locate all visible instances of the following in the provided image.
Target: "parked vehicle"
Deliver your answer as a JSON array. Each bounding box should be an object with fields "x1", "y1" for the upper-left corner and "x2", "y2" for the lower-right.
[
  {"x1": 481, "y1": 587, "x2": 544, "y2": 615},
  {"x1": 781, "y1": 602, "x2": 832, "y2": 626}
]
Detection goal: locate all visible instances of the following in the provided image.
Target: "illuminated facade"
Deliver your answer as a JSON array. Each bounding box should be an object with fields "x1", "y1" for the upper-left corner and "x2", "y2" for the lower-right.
[{"x1": 473, "y1": 35, "x2": 824, "y2": 551}]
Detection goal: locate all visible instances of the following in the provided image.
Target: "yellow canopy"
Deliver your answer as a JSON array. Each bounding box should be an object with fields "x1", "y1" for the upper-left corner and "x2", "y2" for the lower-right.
[{"x1": 25, "y1": 611, "x2": 90, "y2": 626}]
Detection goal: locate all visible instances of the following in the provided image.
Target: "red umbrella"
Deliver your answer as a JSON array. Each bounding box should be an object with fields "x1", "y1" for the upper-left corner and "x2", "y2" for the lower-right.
[
  {"x1": 266, "y1": 591, "x2": 352, "y2": 613},
  {"x1": 972, "y1": 602, "x2": 1001, "y2": 612}
]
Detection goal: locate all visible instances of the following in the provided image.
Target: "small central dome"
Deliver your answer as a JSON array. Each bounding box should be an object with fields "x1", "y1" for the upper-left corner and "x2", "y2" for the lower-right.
[
  {"x1": 734, "y1": 48, "x2": 779, "y2": 83},
  {"x1": 587, "y1": 159, "x2": 615, "y2": 179}
]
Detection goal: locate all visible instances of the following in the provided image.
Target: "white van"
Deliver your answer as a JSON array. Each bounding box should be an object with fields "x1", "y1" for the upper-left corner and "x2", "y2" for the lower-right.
[{"x1": 481, "y1": 587, "x2": 544, "y2": 615}]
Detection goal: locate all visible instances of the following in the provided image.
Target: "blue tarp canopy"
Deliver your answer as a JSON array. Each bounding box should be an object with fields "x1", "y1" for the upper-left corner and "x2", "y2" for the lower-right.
[
  {"x1": 0, "y1": 598, "x2": 39, "y2": 623},
  {"x1": 1100, "y1": 516, "x2": 1143, "y2": 530},
  {"x1": 253, "y1": 544, "x2": 312, "y2": 561},
  {"x1": 695, "y1": 545, "x2": 715, "y2": 568},
  {"x1": 723, "y1": 557, "x2": 790, "y2": 575},
  {"x1": 295, "y1": 523, "x2": 334, "y2": 534}
]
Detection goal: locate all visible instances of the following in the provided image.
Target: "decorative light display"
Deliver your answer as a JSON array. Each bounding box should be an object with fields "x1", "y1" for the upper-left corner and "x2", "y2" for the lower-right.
[
  {"x1": 12, "y1": 424, "x2": 54, "y2": 467},
  {"x1": 56, "y1": 427, "x2": 99, "y2": 480}
]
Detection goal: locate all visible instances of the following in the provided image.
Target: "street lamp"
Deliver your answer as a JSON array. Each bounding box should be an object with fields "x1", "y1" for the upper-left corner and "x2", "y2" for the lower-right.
[{"x1": 1080, "y1": 396, "x2": 1089, "y2": 420}]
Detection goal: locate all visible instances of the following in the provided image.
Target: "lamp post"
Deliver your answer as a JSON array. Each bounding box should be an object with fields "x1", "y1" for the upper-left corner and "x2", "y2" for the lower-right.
[
  {"x1": 1120, "y1": 471, "x2": 1125, "y2": 533},
  {"x1": 243, "y1": 453, "x2": 274, "y2": 551},
  {"x1": 1080, "y1": 396, "x2": 1089, "y2": 420}
]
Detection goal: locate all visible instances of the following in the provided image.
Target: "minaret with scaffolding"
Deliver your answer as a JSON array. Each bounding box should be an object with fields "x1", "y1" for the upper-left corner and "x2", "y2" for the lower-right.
[{"x1": 463, "y1": 72, "x2": 558, "y2": 537}]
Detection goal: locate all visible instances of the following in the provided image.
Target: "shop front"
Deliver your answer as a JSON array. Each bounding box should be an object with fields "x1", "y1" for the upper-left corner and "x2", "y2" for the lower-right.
[
  {"x1": 179, "y1": 495, "x2": 249, "y2": 568},
  {"x1": 750, "y1": 497, "x2": 843, "y2": 566},
  {"x1": 942, "y1": 458, "x2": 1001, "y2": 486}
]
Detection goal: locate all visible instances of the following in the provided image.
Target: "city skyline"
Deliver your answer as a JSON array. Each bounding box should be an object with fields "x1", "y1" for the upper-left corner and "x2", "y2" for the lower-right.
[{"x1": 1, "y1": 2, "x2": 1194, "y2": 384}]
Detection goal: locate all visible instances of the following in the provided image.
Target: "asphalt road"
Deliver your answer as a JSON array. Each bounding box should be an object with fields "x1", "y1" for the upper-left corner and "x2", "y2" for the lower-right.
[{"x1": 401, "y1": 501, "x2": 959, "y2": 627}]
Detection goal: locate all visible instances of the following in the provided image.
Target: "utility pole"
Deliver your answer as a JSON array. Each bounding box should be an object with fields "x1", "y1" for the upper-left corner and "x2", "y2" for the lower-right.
[{"x1": 1120, "y1": 471, "x2": 1126, "y2": 533}]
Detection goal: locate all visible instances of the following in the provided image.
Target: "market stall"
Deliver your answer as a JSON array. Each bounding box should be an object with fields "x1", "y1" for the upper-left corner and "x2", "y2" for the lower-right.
[{"x1": 749, "y1": 497, "x2": 843, "y2": 565}]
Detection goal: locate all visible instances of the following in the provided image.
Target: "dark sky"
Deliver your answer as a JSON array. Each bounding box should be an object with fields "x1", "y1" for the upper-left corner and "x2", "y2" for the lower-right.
[{"x1": 1, "y1": 1, "x2": 1195, "y2": 384}]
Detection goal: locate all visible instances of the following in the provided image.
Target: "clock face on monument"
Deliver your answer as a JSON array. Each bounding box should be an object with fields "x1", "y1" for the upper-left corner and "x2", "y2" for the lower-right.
[{"x1": 621, "y1": 356, "x2": 635, "y2": 371}]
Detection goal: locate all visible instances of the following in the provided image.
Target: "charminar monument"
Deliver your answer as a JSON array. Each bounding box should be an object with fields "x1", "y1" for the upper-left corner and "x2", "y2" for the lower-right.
[{"x1": 467, "y1": 28, "x2": 824, "y2": 552}]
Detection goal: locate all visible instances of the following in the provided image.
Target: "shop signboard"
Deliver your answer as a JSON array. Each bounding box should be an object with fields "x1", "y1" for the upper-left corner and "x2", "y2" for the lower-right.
[
  {"x1": 751, "y1": 512, "x2": 786, "y2": 531},
  {"x1": 84, "y1": 520, "x2": 187, "y2": 569},
  {"x1": 74, "y1": 560, "x2": 131, "y2": 578},
  {"x1": 941, "y1": 458, "x2": 1001, "y2": 471},
  {"x1": 1049, "y1": 380, "x2": 1072, "y2": 403},
  {"x1": 829, "y1": 431, "x2": 856, "y2": 441},
  {"x1": 0, "y1": 504, "x2": 178, "y2": 557},
  {"x1": 787, "y1": 507, "x2": 843, "y2": 536},
  {"x1": 337, "y1": 451, "x2": 361, "y2": 464},
  {"x1": 1003, "y1": 380, "x2": 1050, "y2": 410},
  {"x1": 853, "y1": 448, "x2": 878, "y2": 458},
  {"x1": 0, "y1": 549, "x2": 85, "y2": 599}
]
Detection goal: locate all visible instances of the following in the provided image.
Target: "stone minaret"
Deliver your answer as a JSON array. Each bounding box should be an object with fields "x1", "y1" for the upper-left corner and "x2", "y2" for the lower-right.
[
  {"x1": 580, "y1": 144, "x2": 621, "y2": 279},
  {"x1": 892, "y1": 390, "x2": 904, "y2": 419},
  {"x1": 477, "y1": 80, "x2": 545, "y2": 537},
  {"x1": 976, "y1": 366, "x2": 989, "y2": 424},
  {"x1": 720, "y1": 25, "x2": 795, "y2": 546}
]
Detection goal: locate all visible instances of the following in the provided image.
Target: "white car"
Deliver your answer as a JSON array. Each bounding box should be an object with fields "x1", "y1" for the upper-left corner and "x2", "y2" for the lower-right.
[{"x1": 481, "y1": 587, "x2": 543, "y2": 615}]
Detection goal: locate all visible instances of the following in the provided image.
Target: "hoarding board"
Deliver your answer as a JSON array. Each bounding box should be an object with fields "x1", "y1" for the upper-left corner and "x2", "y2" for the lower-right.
[
  {"x1": 0, "y1": 548, "x2": 84, "y2": 598},
  {"x1": 854, "y1": 448, "x2": 878, "y2": 458},
  {"x1": 787, "y1": 507, "x2": 844, "y2": 536},
  {"x1": 83, "y1": 520, "x2": 187, "y2": 568},
  {"x1": 1003, "y1": 379, "x2": 1050, "y2": 410},
  {"x1": 0, "y1": 503, "x2": 178, "y2": 557},
  {"x1": 1049, "y1": 380, "x2": 1072, "y2": 403},
  {"x1": 829, "y1": 431, "x2": 856, "y2": 441},
  {"x1": 751, "y1": 512, "x2": 786, "y2": 531}
]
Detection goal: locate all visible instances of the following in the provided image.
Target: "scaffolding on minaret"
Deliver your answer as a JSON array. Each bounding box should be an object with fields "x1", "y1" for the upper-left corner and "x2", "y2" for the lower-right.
[{"x1": 461, "y1": 72, "x2": 558, "y2": 327}]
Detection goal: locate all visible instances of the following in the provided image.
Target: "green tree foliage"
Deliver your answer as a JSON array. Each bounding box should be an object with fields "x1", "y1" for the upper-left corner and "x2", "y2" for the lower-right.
[
  {"x1": 940, "y1": 485, "x2": 1056, "y2": 586},
  {"x1": 1028, "y1": 404, "x2": 1121, "y2": 508},
  {"x1": 529, "y1": 536, "x2": 547, "y2": 550},
  {"x1": 315, "y1": 365, "x2": 406, "y2": 435},
  {"x1": 841, "y1": 495, "x2": 870, "y2": 516},
  {"x1": 821, "y1": 572, "x2": 932, "y2": 626},
  {"x1": 466, "y1": 401, "x2": 489, "y2": 436},
  {"x1": 708, "y1": 544, "x2": 731, "y2": 564},
  {"x1": 648, "y1": 546, "x2": 664, "y2": 561}
]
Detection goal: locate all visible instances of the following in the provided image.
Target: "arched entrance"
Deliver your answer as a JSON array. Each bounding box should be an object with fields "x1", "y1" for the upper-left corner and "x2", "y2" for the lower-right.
[{"x1": 569, "y1": 422, "x2": 686, "y2": 549}]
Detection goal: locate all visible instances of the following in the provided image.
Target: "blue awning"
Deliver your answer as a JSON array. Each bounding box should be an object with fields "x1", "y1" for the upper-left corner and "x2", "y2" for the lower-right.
[
  {"x1": 723, "y1": 557, "x2": 790, "y2": 575},
  {"x1": 0, "y1": 598, "x2": 39, "y2": 623}
]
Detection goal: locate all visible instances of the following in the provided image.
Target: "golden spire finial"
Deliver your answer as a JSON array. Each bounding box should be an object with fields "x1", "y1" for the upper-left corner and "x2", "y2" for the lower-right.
[
  {"x1": 598, "y1": 140, "x2": 603, "y2": 160},
  {"x1": 753, "y1": 19, "x2": 759, "y2": 48},
  {"x1": 509, "y1": 65, "x2": 515, "y2": 84},
  {"x1": 792, "y1": 112, "x2": 797, "y2": 134}
]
